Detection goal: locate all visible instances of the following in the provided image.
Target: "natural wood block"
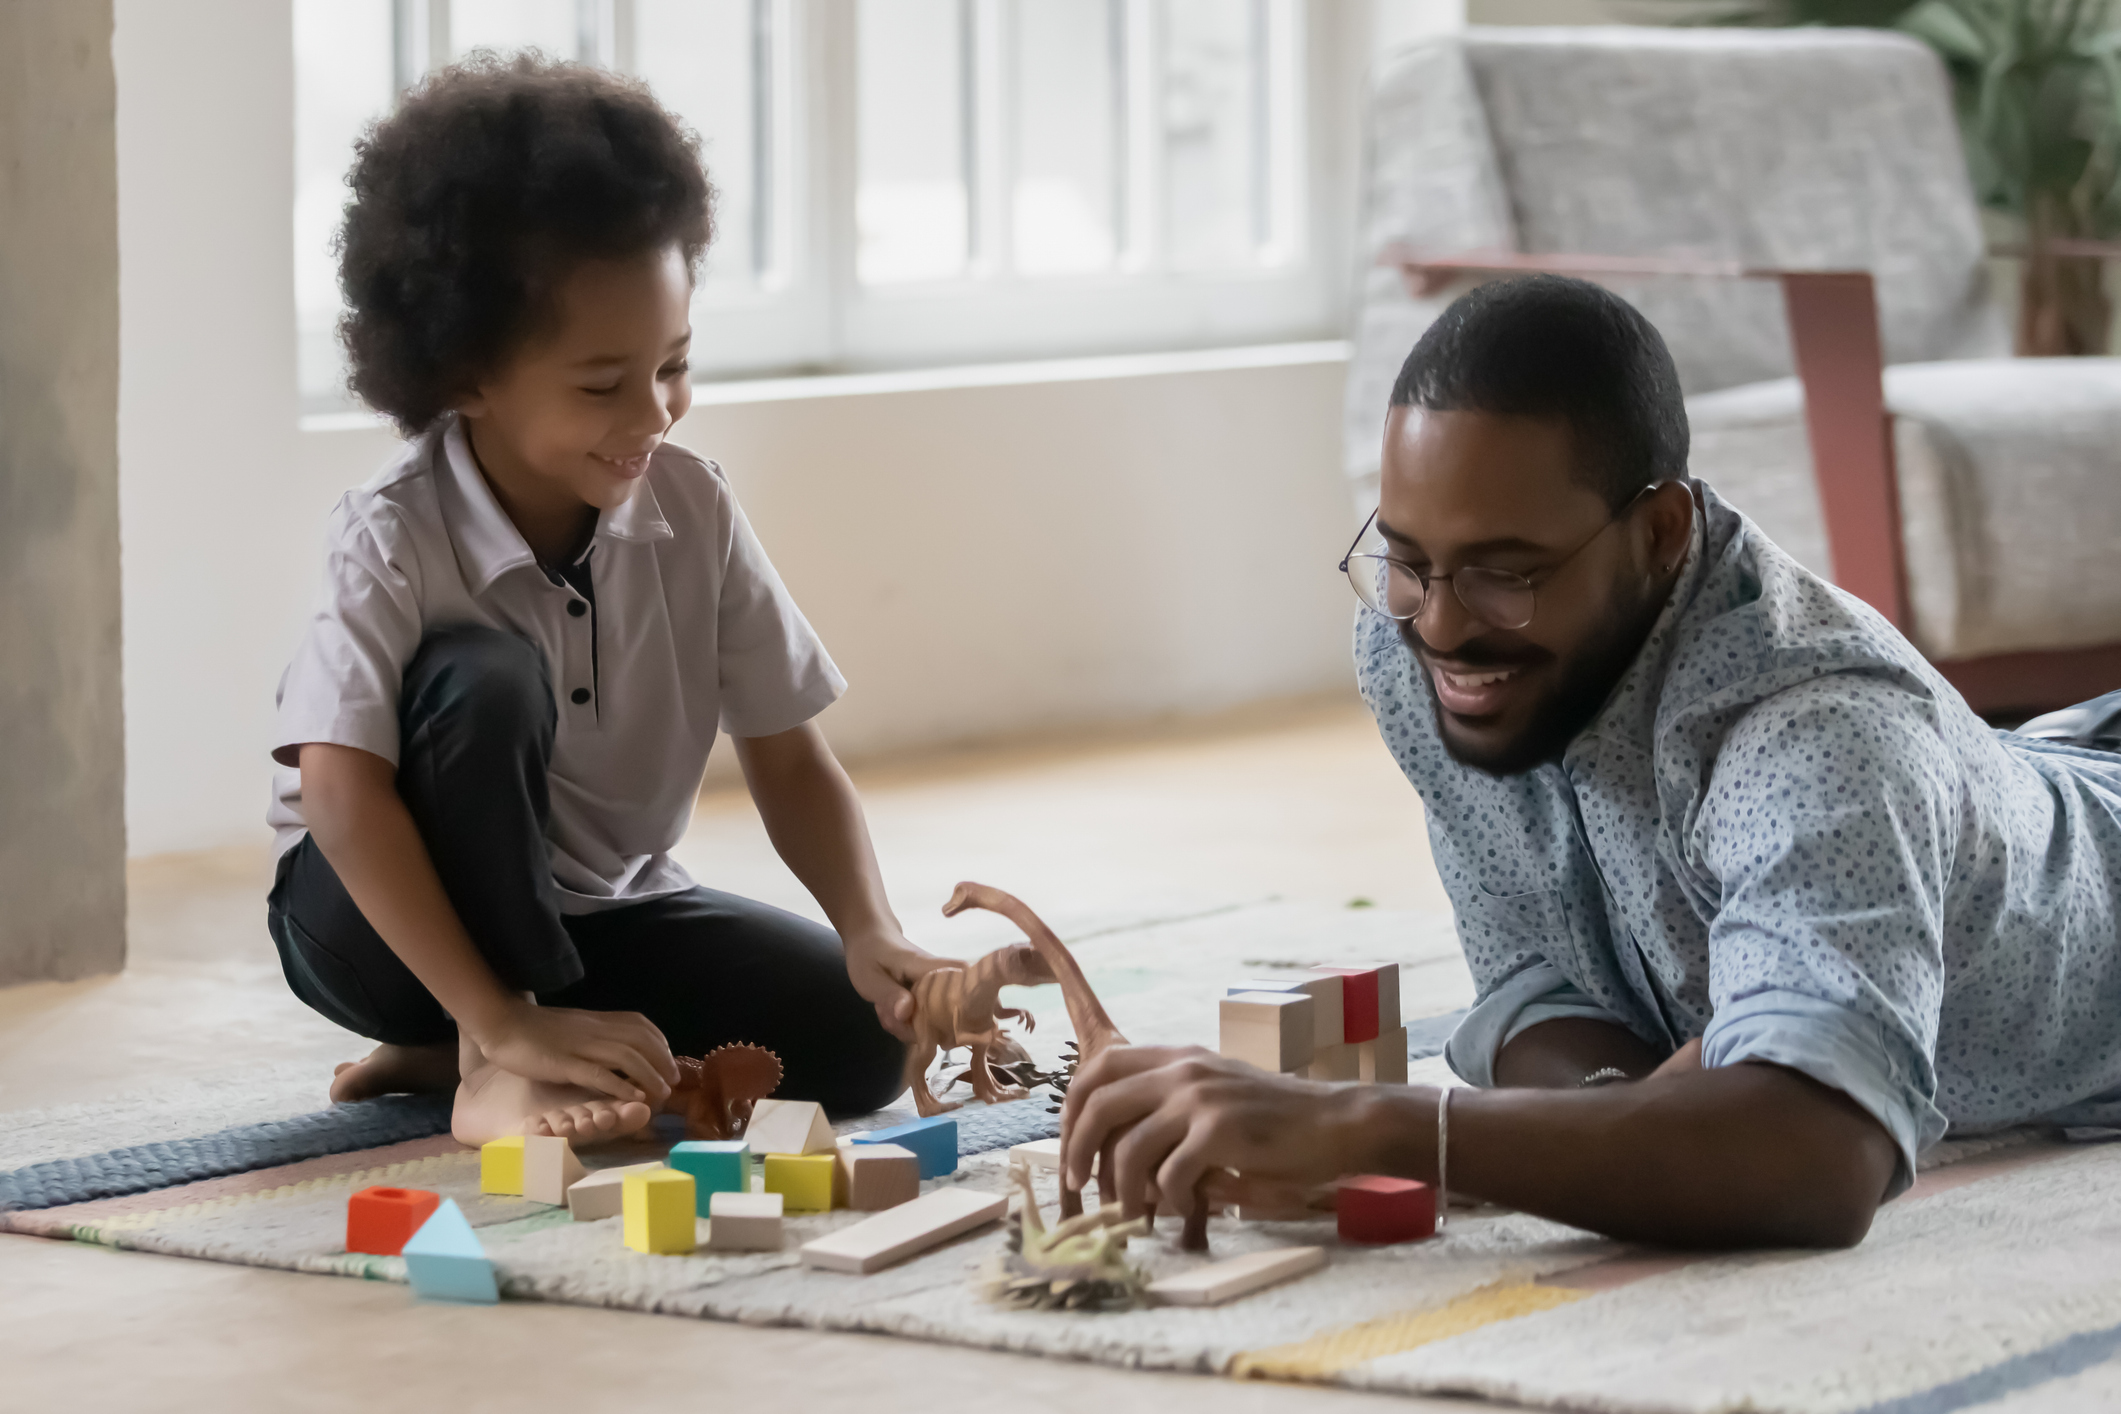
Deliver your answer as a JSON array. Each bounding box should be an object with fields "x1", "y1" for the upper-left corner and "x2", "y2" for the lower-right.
[
  {"x1": 836, "y1": 1142, "x2": 920, "y2": 1212},
  {"x1": 1337, "y1": 1175, "x2": 1434, "y2": 1244},
  {"x1": 1220, "y1": 992, "x2": 1315, "y2": 1072},
  {"x1": 1227, "y1": 974, "x2": 1343, "y2": 1051},
  {"x1": 799, "y1": 1187, "x2": 1007, "y2": 1274},
  {"x1": 566, "y1": 1162, "x2": 663, "y2": 1222},
  {"x1": 1302, "y1": 1041, "x2": 1360, "y2": 1082},
  {"x1": 745, "y1": 1098, "x2": 836, "y2": 1156},
  {"x1": 706, "y1": 1190, "x2": 784, "y2": 1251},
  {"x1": 1147, "y1": 1246, "x2": 1326, "y2": 1307},
  {"x1": 1359, "y1": 1027, "x2": 1409, "y2": 1084},
  {"x1": 479, "y1": 1136, "x2": 525, "y2": 1196},
  {"x1": 521, "y1": 1135, "x2": 587, "y2": 1206},
  {"x1": 764, "y1": 1152, "x2": 838, "y2": 1211},
  {"x1": 1008, "y1": 1137, "x2": 1063, "y2": 1172},
  {"x1": 622, "y1": 1168, "x2": 698, "y2": 1255},
  {"x1": 345, "y1": 1186, "x2": 440, "y2": 1257}
]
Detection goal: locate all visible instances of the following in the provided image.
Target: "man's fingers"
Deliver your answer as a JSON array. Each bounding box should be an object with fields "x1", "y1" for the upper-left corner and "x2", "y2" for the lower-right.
[
  {"x1": 1110, "y1": 1110, "x2": 1188, "y2": 1217},
  {"x1": 1063, "y1": 1064, "x2": 1185, "y2": 1190},
  {"x1": 1059, "y1": 1045, "x2": 1197, "y2": 1146},
  {"x1": 1155, "y1": 1133, "x2": 1219, "y2": 1222}
]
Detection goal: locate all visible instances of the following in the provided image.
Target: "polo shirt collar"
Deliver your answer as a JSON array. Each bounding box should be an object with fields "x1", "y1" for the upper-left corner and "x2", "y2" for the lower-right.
[{"x1": 437, "y1": 416, "x2": 672, "y2": 595}]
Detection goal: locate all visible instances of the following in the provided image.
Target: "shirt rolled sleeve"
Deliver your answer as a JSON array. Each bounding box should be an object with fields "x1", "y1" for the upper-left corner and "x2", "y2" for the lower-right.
[
  {"x1": 1703, "y1": 988, "x2": 1946, "y2": 1199},
  {"x1": 713, "y1": 500, "x2": 846, "y2": 738},
  {"x1": 1446, "y1": 960, "x2": 1627, "y2": 1087}
]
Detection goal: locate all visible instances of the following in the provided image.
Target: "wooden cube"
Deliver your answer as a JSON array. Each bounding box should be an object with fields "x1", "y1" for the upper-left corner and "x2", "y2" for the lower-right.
[
  {"x1": 479, "y1": 1135, "x2": 525, "y2": 1196},
  {"x1": 1302, "y1": 1040, "x2": 1361, "y2": 1081},
  {"x1": 850, "y1": 1115, "x2": 957, "y2": 1178},
  {"x1": 1227, "y1": 974, "x2": 1343, "y2": 1052},
  {"x1": 1336, "y1": 1175, "x2": 1434, "y2": 1245},
  {"x1": 836, "y1": 1142, "x2": 920, "y2": 1212},
  {"x1": 1359, "y1": 1027, "x2": 1409, "y2": 1084},
  {"x1": 1220, "y1": 992, "x2": 1315, "y2": 1073},
  {"x1": 764, "y1": 1152, "x2": 838, "y2": 1211},
  {"x1": 622, "y1": 1168, "x2": 697, "y2": 1255},
  {"x1": 707, "y1": 1190, "x2": 784, "y2": 1251},
  {"x1": 1312, "y1": 965, "x2": 1401, "y2": 1043},
  {"x1": 521, "y1": 1134, "x2": 587, "y2": 1205},
  {"x1": 669, "y1": 1140, "x2": 751, "y2": 1214},
  {"x1": 345, "y1": 1185, "x2": 440, "y2": 1256},
  {"x1": 565, "y1": 1162, "x2": 663, "y2": 1222},
  {"x1": 744, "y1": 1098, "x2": 836, "y2": 1156}
]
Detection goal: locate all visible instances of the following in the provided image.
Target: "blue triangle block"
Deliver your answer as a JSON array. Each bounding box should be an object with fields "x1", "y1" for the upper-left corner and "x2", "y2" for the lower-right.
[{"x1": 401, "y1": 1198, "x2": 498, "y2": 1304}]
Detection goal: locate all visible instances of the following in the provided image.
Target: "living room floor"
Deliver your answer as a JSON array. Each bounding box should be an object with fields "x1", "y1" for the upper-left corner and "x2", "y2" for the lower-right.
[{"x1": 2, "y1": 696, "x2": 1487, "y2": 1413}]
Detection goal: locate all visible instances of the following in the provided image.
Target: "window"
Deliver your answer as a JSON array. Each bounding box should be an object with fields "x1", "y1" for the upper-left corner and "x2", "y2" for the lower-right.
[{"x1": 293, "y1": 0, "x2": 1335, "y2": 415}]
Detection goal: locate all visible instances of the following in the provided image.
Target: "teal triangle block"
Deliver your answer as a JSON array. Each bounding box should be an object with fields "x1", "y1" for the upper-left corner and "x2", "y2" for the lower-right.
[{"x1": 402, "y1": 1198, "x2": 498, "y2": 1303}]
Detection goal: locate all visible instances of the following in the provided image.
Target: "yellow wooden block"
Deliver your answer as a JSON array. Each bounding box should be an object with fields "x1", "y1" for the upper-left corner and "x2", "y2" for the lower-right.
[
  {"x1": 622, "y1": 1168, "x2": 697, "y2": 1255},
  {"x1": 479, "y1": 1136, "x2": 525, "y2": 1196},
  {"x1": 764, "y1": 1152, "x2": 838, "y2": 1212}
]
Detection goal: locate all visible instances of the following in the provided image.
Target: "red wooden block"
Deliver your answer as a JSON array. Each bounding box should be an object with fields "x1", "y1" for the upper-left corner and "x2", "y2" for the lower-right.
[
  {"x1": 1335, "y1": 1175, "x2": 1435, "y2": 1245},
  {"x1": 346, "y1": 1185, "x2": 443, "y2": 1256},
  {"x1": 1318, "y1": 967, "x2": 1380, "y2": 1043}
]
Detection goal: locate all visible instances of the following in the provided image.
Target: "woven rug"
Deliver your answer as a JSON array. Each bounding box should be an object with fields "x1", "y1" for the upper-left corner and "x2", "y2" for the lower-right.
[{"x1": 8, "y1": 901, "x2": 2118, "y2": 1412}]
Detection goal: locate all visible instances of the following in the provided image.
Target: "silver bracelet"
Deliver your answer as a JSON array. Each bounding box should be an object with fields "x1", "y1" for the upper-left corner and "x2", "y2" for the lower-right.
[
  {"x1": 1435, "y1": 1086, "x2": 1450, "y2": 1233},
  {"x1": 1579, "y1": 1066, "x2": 1630, "y2": 1088}
]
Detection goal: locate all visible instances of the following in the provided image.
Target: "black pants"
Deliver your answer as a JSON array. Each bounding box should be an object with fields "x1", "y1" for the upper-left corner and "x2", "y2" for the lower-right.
[{"x1": 267, "y1": 625, "x2": 905, "y2": 1117}]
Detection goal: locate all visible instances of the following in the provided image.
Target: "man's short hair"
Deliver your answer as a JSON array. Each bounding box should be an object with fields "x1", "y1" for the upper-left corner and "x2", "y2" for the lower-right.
[{"x1": 1388, "y1": 275, "x2": 1689, "y2": 508}]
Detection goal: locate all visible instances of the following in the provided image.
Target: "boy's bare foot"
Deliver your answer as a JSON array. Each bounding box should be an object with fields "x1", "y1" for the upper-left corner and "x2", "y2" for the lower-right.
[
  {"x1": 329, "y1": 1042, "x2": 460, "y2": 1103},
  {"x1": 450, "y1": 1048, "x2": 656, "y2": 1149}
]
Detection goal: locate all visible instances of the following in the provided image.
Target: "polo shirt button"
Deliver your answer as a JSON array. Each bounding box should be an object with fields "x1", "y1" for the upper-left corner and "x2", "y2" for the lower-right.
[
  {"x1": 567, "y1": 600, "x2": 587, "y2": 618},
  {"x1": 571, "y1": 688, "x2": 591, "y2": 705}
]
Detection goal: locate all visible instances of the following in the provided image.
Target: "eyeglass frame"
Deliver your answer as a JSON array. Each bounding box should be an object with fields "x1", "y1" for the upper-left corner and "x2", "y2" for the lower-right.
[{"x1": 1338, "y1": 483, "x2": 1665, "y2": 632}]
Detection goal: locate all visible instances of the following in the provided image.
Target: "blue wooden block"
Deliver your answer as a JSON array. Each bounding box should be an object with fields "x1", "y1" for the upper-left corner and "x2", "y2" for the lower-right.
[
  {"x1": 668, "y1": 1140, "x2": 750, "y2": 1215},
  {"x1": 401, "y1": 1198, "x2": 498, "y2": 1304},
  {"x1": 852, "y1": 1116, "x2": 957, "y2": 1179}
]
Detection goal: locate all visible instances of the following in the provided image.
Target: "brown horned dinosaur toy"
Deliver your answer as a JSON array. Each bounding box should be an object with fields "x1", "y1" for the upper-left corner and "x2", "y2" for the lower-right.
[{"x1": 670, "y1": 1042, "x2": 783, "y2": 1141}]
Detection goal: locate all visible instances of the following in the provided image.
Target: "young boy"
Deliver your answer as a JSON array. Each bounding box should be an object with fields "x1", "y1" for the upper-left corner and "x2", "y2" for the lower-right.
[{"x1": 267, "y1": 56, "x2": 946, "y2": 1146}]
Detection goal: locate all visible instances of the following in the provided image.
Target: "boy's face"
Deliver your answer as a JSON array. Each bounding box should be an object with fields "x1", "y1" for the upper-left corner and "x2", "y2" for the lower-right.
[
  {"x1": 458, "y1": 243, "x2": 695, "y2": 515},
  {"x1": 1377, "y1": 404, "x2": 1678, "y2": 776}
]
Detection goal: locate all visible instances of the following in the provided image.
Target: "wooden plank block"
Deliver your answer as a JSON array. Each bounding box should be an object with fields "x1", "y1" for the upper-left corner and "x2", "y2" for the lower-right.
[
  {"x1": 566, "y1": 1161, "x2": 664, "y2": 1222},
  {"x1": 1359, "y1": 1027, "x2": 1409, "y2": 1084},
  {"x1": 1220, "y1": 992, "x2": 1315, "y2": 1072},
  {"x1": 706, "y1": 1189, "x2": 784, "y2": 1251},
  {"x1": 836, "y1": 1142, "x2": 920, "y2": 1212},
  {"x1": 479, "y1": 1136, "x2": 525, "y2": 1196},
  {"x1": 1301, "y1": 1041, "x2": 1360, "y2": 1082},
  {"x1": 798, "y1": 1187, "x2": 1006, "y2": 1274},
  {"x1": 744, "y1": 1099, "x2": 836, "y2": 1156},
  {"x1": 1146, "y1": 1246, "x2": 1326, "y2": 1307},
  {"x1": 521, "y1": 1135, "x2": 587, "y2": 1206},
  {"x1": 1227, "y1": 974, "x2": 1343, "y2": 1051},
  {"x1": 1008, "y1": 1137, "x2": 1063, "y2": 1172}
]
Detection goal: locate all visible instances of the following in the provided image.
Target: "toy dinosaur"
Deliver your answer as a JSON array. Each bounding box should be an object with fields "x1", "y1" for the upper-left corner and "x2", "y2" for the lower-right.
[
  {"x1": 669, "y1": 1042, "x2": 783, "y2": 1141},
  {"x1": 980, "y1": 1163, "x2": 1149, "y2": 1312}
]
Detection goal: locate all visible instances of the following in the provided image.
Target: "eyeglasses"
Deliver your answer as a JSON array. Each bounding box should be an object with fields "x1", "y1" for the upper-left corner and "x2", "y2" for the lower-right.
[{"x1": 1339, "y1": 488, "x2": 1656, "y2": 632}]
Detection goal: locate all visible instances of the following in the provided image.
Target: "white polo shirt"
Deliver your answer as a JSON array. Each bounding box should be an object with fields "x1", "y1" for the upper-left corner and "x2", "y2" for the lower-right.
[{"x1": 268, "y1": 415, "x2": 845, "y2": 912}]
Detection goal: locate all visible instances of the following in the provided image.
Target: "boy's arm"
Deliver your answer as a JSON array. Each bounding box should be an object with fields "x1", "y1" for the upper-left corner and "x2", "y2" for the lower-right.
[
  {"x1": 734, "y1": 723, "x2": 957, "y2": 1041},
  {"x1": 297, "y1": 743, "x2": 677, "y2": 1103}
]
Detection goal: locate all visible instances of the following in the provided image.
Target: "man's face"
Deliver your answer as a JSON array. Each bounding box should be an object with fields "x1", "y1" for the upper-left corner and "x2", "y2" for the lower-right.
[{"x1": 1377, "y1": 405, "x2": 1675, "y2": 775}]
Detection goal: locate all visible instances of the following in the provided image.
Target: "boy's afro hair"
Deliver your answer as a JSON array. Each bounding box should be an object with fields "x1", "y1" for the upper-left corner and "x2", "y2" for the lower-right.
[{"x1": 337, "y1": 52, "x2": 714, "y2": 435}]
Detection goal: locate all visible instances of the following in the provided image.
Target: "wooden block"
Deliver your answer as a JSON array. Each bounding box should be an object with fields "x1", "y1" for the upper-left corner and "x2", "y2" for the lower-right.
[
  {"x1": 479, "y1": 1135, "x2": 525, "y2": 1196},
  {"x1": 1336, "y1": 1175, "x2": 1434, "y2": 1244},
  {"x1": 1008, "y1": 1137, "x2": 1063, "y2": 1172},
  {"x1": 850, "y1": 1115, "x2": 957, "y2": 1178},
  {"x1": 565, "y1": 1162, "x2": 663, "y2": 1222},
  {"x1": 764, "y1": 1152, "x2": 838, "y2": 1211},
  {"x1": 1146, "y1": 1246, "x2": 1326, "y2": 1307},
  {"x1": 1227, "y1": 974, "x2": 1344, "y2": 1051},
  {"x1": 401, "y1": 1199, "x2": 498, "y2": 1303},
  {"x1": 622, "y1": 1168, "x2": 698, "y2": 1254},
  {"x1": 744, "y1": 1098, "x2": 836, "y2": 1156},
  {"x1": 706, "y1": 1190, "x2": 784, "y2": 1251},
  {"x1": 1220, "y1": 992, "x2": 1315, "y2": 1072},
  {"x1": 520, "y1": 1135, "x2": 587, "y2": 1206},
  {"x1": 1311, "y1": 965, "x2": 1400, "y2": 1042},
  {"x1": 1359, "y1": 1027, "x2": 1409, "y2": 1084},
  {"x1": 836, "y1": 1142, "x2": 920, "y2": 1212},
  {"x1": 668, "y1": 1140, "x2": 751, "y2": 1214},
  {"x1": 1302, "y1": 1040, "x2": 1360, "y2": 1082},
  {"x1": 346, "y1": 1185, "x2": 440, "y2": 1256},
  {"x1": 799, "y1": 1187, "x2": 1007, "y2": 1274}
]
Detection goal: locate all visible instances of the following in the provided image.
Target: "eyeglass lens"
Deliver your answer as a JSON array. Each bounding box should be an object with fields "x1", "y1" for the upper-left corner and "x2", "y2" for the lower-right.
[{"x1": 1345, "y1": 555, "x2": 1536, "y2": 631}]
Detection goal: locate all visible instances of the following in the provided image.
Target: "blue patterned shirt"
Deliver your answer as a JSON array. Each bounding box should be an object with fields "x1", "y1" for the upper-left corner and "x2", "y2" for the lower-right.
[{"x1": 1359, "y1": 484, "x2": 2121, "y2": 1193}]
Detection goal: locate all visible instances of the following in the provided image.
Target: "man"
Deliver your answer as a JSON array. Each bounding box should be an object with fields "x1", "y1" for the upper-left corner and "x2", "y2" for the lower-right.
[{"x1": 1062, "y1": 276, "x2": 2121, "y2": 1248}]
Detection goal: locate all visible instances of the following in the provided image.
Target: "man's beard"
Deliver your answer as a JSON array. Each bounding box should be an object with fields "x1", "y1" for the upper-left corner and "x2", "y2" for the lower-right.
[{"x1": 1404, "y1": 582, "x2": 1660, "y2": 778}]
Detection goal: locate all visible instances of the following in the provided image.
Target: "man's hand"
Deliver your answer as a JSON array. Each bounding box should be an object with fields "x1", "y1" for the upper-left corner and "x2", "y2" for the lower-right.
[
  {"x1": 1059, "y1": 1045, "x2": 1377, "y2": 1219},
  {"x1": 844, "y1": 932, "x2": 960, "y2": 1042},
  {"x1": 465, "y1": 997, "x2": 680, "y2": 1107}
]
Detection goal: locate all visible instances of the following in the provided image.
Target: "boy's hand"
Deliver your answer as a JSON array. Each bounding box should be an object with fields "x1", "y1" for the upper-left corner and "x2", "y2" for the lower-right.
[
  {"x1": 467, "y1": 998, "x2": 680, "y2": 1107},
  {"x1": 844, "y1": 933, "x2": 960, "y2": 1042}
]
